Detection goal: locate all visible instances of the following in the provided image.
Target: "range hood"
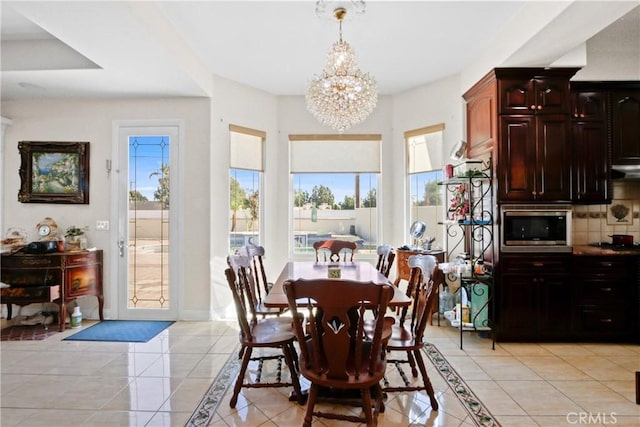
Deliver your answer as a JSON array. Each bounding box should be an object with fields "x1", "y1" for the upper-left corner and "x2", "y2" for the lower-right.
[{"x1": 611, "y1": 164, "x2": 640, "y2": 180}]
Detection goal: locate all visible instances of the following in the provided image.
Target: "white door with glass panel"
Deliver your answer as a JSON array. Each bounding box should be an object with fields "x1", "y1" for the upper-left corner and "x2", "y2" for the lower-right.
[{"x1": 116, "y1": 123, "x2": 180, "y2": 320}]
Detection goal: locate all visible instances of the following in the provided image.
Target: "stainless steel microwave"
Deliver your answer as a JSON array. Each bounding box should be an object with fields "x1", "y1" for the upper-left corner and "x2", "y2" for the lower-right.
[{"x1": 500, "y1": 205, "x2": 572, "y2": 253}]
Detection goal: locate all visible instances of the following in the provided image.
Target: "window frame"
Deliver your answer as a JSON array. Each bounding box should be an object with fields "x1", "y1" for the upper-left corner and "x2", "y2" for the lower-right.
[
  {"x1": 404, "y1": 124, "x2": 446, "y2": 249},
  {"x1": 289, "y1": 134, "x2": 382, "y2": 259},
  {"x1": 229, "y1": 124, "x2": 266, "y2": 252}
]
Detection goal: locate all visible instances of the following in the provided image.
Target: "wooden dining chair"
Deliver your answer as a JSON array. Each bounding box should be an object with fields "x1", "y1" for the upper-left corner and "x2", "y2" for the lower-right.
[
  {"x1": 284, "y1": 278, "x2": 394, "y2": 427},
  {"x1": 313, "y1": 239, "x2": 357, "y2": 262},
  {"x1": 224, "y1": 255, "x2": 304, "y2": 408},
  {"x1": 232, "y1": 246, "x2": 284, "y2": 317},
  {"x1": 375, "y1": 244, "x2": 396, "y2": 278},
  {"x1": 382, "y1": 254, "x2": 440, "y2": 411}
]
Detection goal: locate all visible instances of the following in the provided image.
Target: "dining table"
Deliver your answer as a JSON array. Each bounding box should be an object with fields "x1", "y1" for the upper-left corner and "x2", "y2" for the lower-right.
[{"x1": 263, "y1": 261, "x2": 411, "y2": 309}]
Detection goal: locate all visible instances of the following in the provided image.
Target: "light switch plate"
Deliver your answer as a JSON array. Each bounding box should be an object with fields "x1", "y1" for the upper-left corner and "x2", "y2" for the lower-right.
[{"x1": 96, "y1": 220, "x2": 110, "y2": 231}]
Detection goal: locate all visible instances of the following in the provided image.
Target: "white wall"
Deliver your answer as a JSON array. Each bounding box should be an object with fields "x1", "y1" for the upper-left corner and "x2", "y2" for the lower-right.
[
  {"x1": 1, "y1": 98, "x2": 211, "y2": 320},
  {"x1": 574, "y1": 6, "x2": 640, "y2": 81}
]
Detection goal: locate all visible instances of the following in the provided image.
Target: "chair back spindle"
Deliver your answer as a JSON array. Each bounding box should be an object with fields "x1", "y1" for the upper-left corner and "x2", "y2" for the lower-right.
[{"x1": 376, "y1": 244, "x2": 396, "y2": 277}]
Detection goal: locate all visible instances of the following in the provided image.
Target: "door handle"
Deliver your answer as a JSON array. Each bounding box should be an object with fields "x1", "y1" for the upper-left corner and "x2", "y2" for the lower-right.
[{"x1": 118, "y1": 239, "x2": 125, "y2": 258}]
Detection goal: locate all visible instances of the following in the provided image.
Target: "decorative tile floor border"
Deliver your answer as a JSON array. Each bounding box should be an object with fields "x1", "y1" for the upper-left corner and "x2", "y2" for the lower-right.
[
  {"x1": 185, "y1": 343, "x2": 500, "y2": 427},
  {"x1": 185, "y1": 348, "x2": 240, "y2": 426},
  {"x1": 423, "y1": 343, "x2": 501, "y2": 427}
]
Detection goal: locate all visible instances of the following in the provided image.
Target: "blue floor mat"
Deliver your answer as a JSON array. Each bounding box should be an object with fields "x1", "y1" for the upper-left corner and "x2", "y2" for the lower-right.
[{"x1": 63, "y1": 320, "x2": 174, "y2": 342}]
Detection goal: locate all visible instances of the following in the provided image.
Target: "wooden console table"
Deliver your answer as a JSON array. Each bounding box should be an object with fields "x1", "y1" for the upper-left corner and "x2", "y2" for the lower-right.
[
  {"x1": 394, "y1": 249, "x2": 445, "y2": 287},
  {"x1": 394, "y1": 249, "x2": 446, "y2": 325},
  {"x1": 1, "y1": 250, "x2": 103, "y2": 331}
]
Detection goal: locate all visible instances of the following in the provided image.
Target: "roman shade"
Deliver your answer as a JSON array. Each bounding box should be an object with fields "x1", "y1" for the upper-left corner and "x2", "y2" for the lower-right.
[
  {"x1": 406, "y1": 124, "x2": 445, "y2": 174},
  {"x1": 289, "y1": 134, "x2": 382, "y2": 173},
  {"x1": 230, "y1": 124, "x2": 265, "y2": 172}
]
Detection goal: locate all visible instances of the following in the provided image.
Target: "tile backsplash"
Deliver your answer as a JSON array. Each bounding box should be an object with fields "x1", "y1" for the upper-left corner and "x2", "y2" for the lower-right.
[{"x1": 572, "y1": 181, "x2": 640, "y2": 245}]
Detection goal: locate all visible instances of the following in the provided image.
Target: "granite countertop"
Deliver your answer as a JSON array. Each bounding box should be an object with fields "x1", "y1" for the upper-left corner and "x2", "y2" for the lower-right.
[{"x1": 573, "y1": 245, "x2": 640, "y2": 256}]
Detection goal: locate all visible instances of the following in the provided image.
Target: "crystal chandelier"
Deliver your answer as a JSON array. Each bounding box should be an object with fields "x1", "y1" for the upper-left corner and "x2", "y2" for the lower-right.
[{"x1": 306, "y1": 4, "x2": 378, "y2": 132}]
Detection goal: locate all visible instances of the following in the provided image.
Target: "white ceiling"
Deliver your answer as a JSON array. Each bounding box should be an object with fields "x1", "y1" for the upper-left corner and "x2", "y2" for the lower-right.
[{"x1": 1, "y1": 1, "x2": 638, "y2": 100}]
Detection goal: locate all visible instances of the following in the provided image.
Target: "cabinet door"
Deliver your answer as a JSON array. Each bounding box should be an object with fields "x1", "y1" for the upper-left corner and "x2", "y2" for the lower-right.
[
  {"x1": 534, "y1": 77, "x2": 571, "y2": 114},
  {"x1": 499, "y1": 77, "x2": 570, "y2": 115},
  {"x1": 571, "y1": 121, "x2": 610, "y2": 203},
  {"x1": 499, "y1": 78, "x2": 535, "y2": 115},
  {"x1": 536, "y1": 115, "x2": 571, "y2": 202},
  {"x1": 611, "y1": 90, "x2": 640, "y2": 164},
  {"x1": 538, "y1": 272, "x2": 572, "y2": 337},
  {"x1": 498, "y1": 272, "x2": 539, "y2": 340},
  {"x1": 498, "y1": 116, "x2": 535, "y2": 201},
  {"x1": 571, "y1": 91, "x2": 607, "y2": 121},
  {"x1": 65, "y1": 251, "x2": 102, "y2": 298},
  {"x1": 499, "y1": 254, "x2": 571, "y2": 340}
]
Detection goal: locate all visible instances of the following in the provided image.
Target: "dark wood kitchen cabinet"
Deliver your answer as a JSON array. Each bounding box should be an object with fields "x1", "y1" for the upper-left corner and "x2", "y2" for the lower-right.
[
  {"x1": 611, "y1": 89, "x2": 640, "y2": 165},
  {"x1": 570, "y1": 86, "x2": 610, "y2": 204},
  {"x1": 498, "y1": 253, "x2": 572, "y2": 341},
  {"x1": 498, "y1": 75, "x2": 572, "y2": 115},
  {"x1": 464, "y1": 68, "x2": 579, "y2": 204},
  {"x1": 573, "y1": 255, "x2": 638, "y2": 341},
  {"x1": 499, "y1": 114, "x2": 571, "y2": 202}
]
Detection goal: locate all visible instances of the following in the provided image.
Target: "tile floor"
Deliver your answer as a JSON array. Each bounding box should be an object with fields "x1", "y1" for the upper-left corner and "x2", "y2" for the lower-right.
[{"x1": 1, "y1": 319, "x2": 639, "y2": 427}]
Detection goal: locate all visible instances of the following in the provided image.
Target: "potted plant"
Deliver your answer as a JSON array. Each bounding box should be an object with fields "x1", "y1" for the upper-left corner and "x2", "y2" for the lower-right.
[{"x1": 65, "y1": 225, "x2": 88, "y2": 250}]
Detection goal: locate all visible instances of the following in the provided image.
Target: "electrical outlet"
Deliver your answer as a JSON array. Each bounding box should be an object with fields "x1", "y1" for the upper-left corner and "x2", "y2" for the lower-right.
[{"x1": 96, "y1": 220, "x2": 110, "y2": 231}]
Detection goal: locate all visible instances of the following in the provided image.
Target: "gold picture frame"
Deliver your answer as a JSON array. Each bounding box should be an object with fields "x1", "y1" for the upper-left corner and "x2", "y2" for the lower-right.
[
  {"x1": 18, "y1": 141, "x2": 90, "y2": 204},
  {"x1": 607, "y1": 199, "x2": 634, "y2": 225}
]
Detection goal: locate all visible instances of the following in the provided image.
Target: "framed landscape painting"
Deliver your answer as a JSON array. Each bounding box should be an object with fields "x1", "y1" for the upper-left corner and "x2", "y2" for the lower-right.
[{"x1": 18, "y1": 141, "x2": 90, "y2": 204}]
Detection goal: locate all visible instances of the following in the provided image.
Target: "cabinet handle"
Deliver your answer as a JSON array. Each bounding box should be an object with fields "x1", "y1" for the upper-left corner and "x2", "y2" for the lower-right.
[
  {"x1": 118, "y1": 239, "x2": 125, "y2": 258},
  {"x1": 600, "y1": 262, "x2": 613, "y2": 268},
  {"x1": 532, "y1": 191, "x2": 537, "y2": 196},
  {"x1": 599, "y1": 318, "x2": 613, "y2": 323},
  {"x1": 532, "y1": 262, "x2": 544, "y2": 267},
  {"x1": 574, "y1": 113, "x2": 578, "y2": 118},
  {"x1": 537, "y1": 105, "x2": 542, "y2": 110},
  {"x1": 600, "y1": 287, "x2": 612, "y2": 292},
  {"x1": 530, "y1": 105, "x2": 536, "y2": 110}
]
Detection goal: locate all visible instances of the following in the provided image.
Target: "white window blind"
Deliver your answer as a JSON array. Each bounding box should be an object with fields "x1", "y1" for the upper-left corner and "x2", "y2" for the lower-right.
[
  {"x1": 230, "y1": 124, "x2": 265, "y2": 172},
  {"x1": 290, "y1": 134, "x2": 382, "y2": 173},
  {"x1": 406, "y1": 124, "x2": 444, "y2": 174}
]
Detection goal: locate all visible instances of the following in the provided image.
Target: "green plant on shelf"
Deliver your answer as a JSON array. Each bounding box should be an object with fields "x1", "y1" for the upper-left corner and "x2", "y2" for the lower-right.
[
  {"x1": 65, "y1": 225, "x2": 88, "y2": 237},
  {"x1": 456, "y1": 169, "x2": 485, "y2": 178}
]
